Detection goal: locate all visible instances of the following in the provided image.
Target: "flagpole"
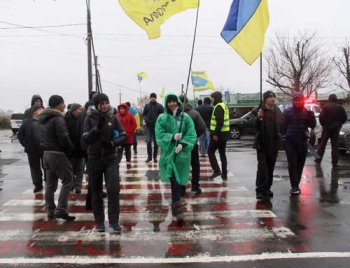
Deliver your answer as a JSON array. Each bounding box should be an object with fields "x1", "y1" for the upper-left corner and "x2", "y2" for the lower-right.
[
  {"x1": 259, "y1": 53, "x2": 263, "y2": 103},
  {"x1": 138, "y1": 82, "x2": 142, "y2": 105}
]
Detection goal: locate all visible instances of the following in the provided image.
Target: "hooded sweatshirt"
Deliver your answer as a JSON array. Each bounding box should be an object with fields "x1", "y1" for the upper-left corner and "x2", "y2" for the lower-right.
[
  {"x1": 24, "y1": 94, "x2": 44, "y2": 119},
  {"x1": 117, "y1": 103, "x2": 137, "y2": 145}
]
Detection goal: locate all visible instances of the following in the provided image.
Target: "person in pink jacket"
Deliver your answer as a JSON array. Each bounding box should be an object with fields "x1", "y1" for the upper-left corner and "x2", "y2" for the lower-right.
[{"x1": 116, "y1": 103, "x2": 137, "y2": 167}]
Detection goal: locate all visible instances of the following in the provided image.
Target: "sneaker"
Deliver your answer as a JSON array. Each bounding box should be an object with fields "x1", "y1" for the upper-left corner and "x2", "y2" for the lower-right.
[
  {"x1": 290, "y1": 188, "x2": 301, "y2": 195},
  {"x1": 221, "y1": 174, "x2": 228, "y2": 181},
  {"x1": 154, "y1": 159, "x2": 158, "y2": 163},
  {"x1": 55, "y1": 213, "x2": 76, "y2": 221},
  {"x1": 134, "y1": 151, "x2": 138, "y2": 155},
  {"x1": 95, "y1": 222, "x2": 105, "y2": 233},
  {"x1": 145, "y1": 158, "x2": 152, "y2": 163},
  {"x1": 109, "y1": 224, "x2": 121, "y2": 235},
  {"x1": 209, "y1": 171, "x2": 222, "y2": 179},
  {"x1": 75, "y1": 188, "x2": 81, "y2": 194},
  {"x1": 47, "y1": 212, "x2": 55, "y2": 219},
  {"x1": 191, "y1": 187, "x2": 202, "y2": 194}
]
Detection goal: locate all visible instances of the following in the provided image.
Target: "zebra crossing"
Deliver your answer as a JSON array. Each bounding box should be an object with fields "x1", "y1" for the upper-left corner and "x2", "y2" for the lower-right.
[{"x1": 0, "y1": 144, "x2": 305, "y2": 264}]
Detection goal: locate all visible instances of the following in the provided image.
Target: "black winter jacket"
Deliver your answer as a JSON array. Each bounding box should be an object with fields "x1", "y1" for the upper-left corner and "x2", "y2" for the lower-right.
[
  {"x1": 143, "y1": 101, "x2": 164, "y2": 129},
  {"x1": 195, "y1": 103, "x2": 213, "y2": 128},
  {"x1": 65, "y1": 112, "x2": 85, "y2": 158},
  {"x1": 83, "y1": 106, "x2": 127, "y2": 156},
  {"x1": 319, "y1": 102, "x2": 347, "y2": 129},
  {"x1": 183, "y1": 103, "x2": 206, "y2": 137},
  {"x1": 17, "y1": 118, "x2": 43, "y2": 154},
  {"x1": 38, "y1": 108, "x2": 74, "y2": 155}
]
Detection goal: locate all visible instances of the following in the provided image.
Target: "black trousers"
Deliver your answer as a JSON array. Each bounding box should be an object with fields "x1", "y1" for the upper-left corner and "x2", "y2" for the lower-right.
[
  {"x1": 285, "y1": 140, "x2": 308, "y2": 189},
  {"x1": 255, "y1": 149, "x2": 278, "y2": 194},
  {"x1": 191, "y1": 143, "x2": 200, "y2": 188},
  {"x1": 87, "y1": 154, "x2": 120, "y2": 225},
  {"x1": 317, "y1": 125, "x2": 342, "y2": 165},
  {"x1": 208, "y1": 138, "x2": 227, "y2": 175},
  {"x1": 117, "y1": 144, "x2": 132, "y2": 163},
  {"x1": 27, "y1": 152, "x2": 44, "y2": 186}
]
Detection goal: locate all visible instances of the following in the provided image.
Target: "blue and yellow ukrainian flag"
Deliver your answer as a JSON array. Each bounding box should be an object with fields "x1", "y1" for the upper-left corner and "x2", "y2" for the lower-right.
[
  {"x1": 191, "y1": 70, "x2": 215, "y2": 91},
  {"x1": 221, "y1": 0, "x2": 270, "y2": 65},
  {"x1": 137, "y1": 72, "x2": 148, "y2": 82},
  {"x1": 119, "y1": 0, "x2": 199, "y2": 39}
]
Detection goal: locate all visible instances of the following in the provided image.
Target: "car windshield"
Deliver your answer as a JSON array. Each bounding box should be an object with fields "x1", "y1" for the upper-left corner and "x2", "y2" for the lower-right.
[{"x1": 11, "y1": 114, "x2": 24, "y2": 120}]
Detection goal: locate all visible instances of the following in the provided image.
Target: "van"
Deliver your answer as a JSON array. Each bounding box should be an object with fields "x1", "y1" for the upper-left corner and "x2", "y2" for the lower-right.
[{"x1": 10, "y1": 113, "x2": 24, "y2": 134}]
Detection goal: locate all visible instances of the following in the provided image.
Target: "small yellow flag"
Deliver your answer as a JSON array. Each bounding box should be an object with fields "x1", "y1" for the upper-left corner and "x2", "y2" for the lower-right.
[
  {"x1": 119, "y1": 0, "x2": 199, "y2": 39},
  {"x1": 160, "y1": 85, "x2": 165, "y2": 99}
]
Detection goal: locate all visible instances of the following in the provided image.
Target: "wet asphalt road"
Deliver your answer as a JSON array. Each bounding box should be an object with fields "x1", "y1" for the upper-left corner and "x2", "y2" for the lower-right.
[{"x1": 0, "y1": 129, "x2": 350, "y2": 267}]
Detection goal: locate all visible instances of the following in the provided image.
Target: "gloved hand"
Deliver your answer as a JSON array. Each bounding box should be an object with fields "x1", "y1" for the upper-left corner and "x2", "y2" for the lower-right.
[
  {"x1": 175, "y1": 144, "x2": 183, "y2": 154},
  {"x1": 103, "y1": 140, "x2": 115, "y2": 148},
  {"x1": 173, "y1": 133, "x2": 182, "y2": 141}
]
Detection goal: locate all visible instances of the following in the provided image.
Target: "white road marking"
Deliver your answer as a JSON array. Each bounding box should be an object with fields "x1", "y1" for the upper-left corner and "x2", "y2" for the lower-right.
[{"x1": 1, "y1": 252, "x2": 350, "y2": 264}]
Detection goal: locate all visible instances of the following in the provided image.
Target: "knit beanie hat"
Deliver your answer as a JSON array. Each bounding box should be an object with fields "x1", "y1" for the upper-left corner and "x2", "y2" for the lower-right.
[
  {"x1": 48, "y1": 95, "x2": 64, "y2": 108},
  {"x1": 92, "y1": 93, "x2": 110, "y2": 107},
  {"x1": 150, "y1": 92, "x2": 157, "y2": 99},
  {"x1": 69, "y1": 103, "x2": 82, "y2": 113},
  {"x1": 263, "y1": 91, "x2": 276, "y2": 102}
]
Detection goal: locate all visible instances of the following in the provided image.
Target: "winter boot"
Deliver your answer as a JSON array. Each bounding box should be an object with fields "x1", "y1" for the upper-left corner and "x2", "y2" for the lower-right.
[{"x1": 171, "y1": 201, "x2": 184, "y2": 222}]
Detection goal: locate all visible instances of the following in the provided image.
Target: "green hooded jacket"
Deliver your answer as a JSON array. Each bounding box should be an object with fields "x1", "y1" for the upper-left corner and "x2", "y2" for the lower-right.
[{"x1": 155, "y1": 93, "x2": 197, "y2": 185}]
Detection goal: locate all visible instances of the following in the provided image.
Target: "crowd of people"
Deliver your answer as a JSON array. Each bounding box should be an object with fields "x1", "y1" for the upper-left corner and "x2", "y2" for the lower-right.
[{"x1": 15, "y1": 89, "x2": 347, "y2": 231}]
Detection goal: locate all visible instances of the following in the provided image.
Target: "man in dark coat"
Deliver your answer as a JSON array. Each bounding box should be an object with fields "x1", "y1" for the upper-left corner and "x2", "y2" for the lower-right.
[
  {"x1": 195, "y1": 97, "x2": 213, "y2": 157},
  {"x1": 18, "y1": 105, "x2": 44, "y2": 193},
  {"x1": 254, "y1": 91, "x2": 283, "y2": 200},
  {"x1": 65, "y1": 103, "x2": 84, "y2": 194},
  {"x1": 208, "y1": 91, "x2": 230, "y2": 180},
  {"x1": 179, "y1": 95, "x2": 206, "y2": 194},
  {"x1": 24, "y1": 95, "x2": 44, "y2": 119},
  {"x1": 316, "y1": 94, "x2": 348, "y2": 167},
  {"x1": 38, "y1": 95, "x2": 75, "y2": 221},
  {"x1": 143, "y1": 93, "x2": 164, "y2": 163},
  {"x1": 283, "y1": 93, "x2": 316, "y2": 195}
]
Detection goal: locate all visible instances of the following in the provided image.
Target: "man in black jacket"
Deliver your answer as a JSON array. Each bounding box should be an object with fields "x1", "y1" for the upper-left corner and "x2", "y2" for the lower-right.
[
  {"x1": 195, "y1": 97, "x2": 213, "y2": 157},
  {"x1": 24, "y1": 94, "x2": 44, "y2": 120},
  {"x1": 179, "y1": 95, "x2": 206, "y2": 194},
  {"x1": 208, "y1": 91, "x2": 230, "y2": 180},
  {"x1": 83, "y1": 93, "x2": 128, "y2": 233},
  {"x1": 316, "y1": 94, "x2": 348, "y2": 167},
  {"x1": 18, "y1": 104, "x2": 44, "y2": 193},
  {"x1": 254, "y1": 91, "x2": 283, "y2": 199},
  {"x1": 143, "y1": 93, "x2": 164, "y2": 163},
  {"x1": 39, "y1": 95, "x2": 75, "y2": 221},
  {"x1": 65, "y1": 103, "x2": 84, "y2": 194}
]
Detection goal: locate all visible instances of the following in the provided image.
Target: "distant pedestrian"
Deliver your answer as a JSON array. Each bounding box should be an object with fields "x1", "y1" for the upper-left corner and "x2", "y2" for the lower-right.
[
  {"x1": 143, "y1": 93, "x2": 164, "y2": 163},
  {"x1": 208, "y1": 91, "x2": 230, "y2": 180},
  {"x1": 283, "y1": 93, "x2": 316, "y2": 195},
  {"x1": 24, "y1": 95, "x2": 44, "y2": 119},
  {"x1": 116, "y1": 103, "x2": 137, "y2": 167},
  {"x1": 179, "y1": 95, "x2": 206, "y2": 194},
  {"x1": 18, "y1": 104, "x2": 44, "y2": 193},
  {"x1": 126, "y1": 102, "x2": 140, "y2": 155},
  {"x1": 155, "y1": 93, "x2": 196, "y2": 222},
  {"x1": 83, "y1": 93, "x2": 128, "y2": 233},
  {"x1": 39, "y1": 95, "x2": 75, "y2": 221},
  {"x1": 65, "y1": 103, "x2": 84, "y2": 194},
  {"x1": 316, "y1": 94, "x2": 347, "y2": 167},
  {"x1": 253, "y1": 91, "x2": 283, "y2": 200},
  {"x1": 195, "y1": 97, "x2": 213, "y2": 157},
  {"x1": 197, "y1": 99, "x2": 202, "y2": 107}
]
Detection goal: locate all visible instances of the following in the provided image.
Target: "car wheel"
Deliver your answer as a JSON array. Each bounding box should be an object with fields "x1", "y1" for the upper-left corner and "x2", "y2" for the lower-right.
[
  {"x1": 230, "y1": 126, "x2": 241, "y2": 139},
  {"x1": 339, "y1": 149, "x2": 347, "y2": 154}
]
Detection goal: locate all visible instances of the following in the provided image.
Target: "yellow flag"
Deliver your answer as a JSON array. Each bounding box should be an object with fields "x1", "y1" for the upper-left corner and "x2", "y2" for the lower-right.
[
  {"x1": 119, "y1": 0, "x2": 199, "y2": 39},
  {"x1": 160, "y1": 85, "x2": 165, "y2": 99},
  {"x1": 137, "y1": 72, "x2": 148, "y2": 82},
  {"x1": 191, "y1": 70, "x2": 215, "y2": 91}
]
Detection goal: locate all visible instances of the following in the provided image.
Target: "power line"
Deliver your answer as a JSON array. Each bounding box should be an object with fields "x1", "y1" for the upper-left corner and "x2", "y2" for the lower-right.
[{"x1": 0, "y1": 23, "x2": 85, "y2": 30}]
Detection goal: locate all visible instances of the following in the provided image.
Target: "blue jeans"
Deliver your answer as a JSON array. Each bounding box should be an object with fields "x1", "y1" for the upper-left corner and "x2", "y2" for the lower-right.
[
  {"x1": 146, "y1": 127, "x2": 158, "y2": 160},
  {"x1": 199, "y1": 127, "x2": 210, "y2": 156}
]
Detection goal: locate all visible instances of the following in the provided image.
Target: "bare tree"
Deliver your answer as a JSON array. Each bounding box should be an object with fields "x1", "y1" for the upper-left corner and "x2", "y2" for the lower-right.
[
  {"x1": 134, "y1": 95, "x2": 149, "y2": 115},
  {"x1": 333, "y1": 45, "x2": 350, "y2": 93},
  {"x1": 265, "y1": 31, "x2": 332, "y2": 98}
]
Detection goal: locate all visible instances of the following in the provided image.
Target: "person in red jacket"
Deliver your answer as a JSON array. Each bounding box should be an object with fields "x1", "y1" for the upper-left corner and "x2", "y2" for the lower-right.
[{"x1": 116, "y1": 103, "x2": 137, "y2": 167}]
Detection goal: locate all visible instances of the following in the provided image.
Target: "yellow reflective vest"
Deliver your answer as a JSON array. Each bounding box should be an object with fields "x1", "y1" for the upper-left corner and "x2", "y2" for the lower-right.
[{"x1": 210, "y1": 103, "x2": 230, "y2": 132}]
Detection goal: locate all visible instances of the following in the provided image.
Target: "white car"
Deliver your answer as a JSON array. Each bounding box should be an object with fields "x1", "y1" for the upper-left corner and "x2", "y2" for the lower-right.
[{"x1": 10, "y1": 113, "x2": 24, "y2": 134}]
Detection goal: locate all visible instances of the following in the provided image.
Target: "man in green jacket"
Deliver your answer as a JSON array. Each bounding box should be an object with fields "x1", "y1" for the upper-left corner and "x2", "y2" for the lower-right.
[{"x1": 155, "y1": 93, "x2": 197, "y2": 222}]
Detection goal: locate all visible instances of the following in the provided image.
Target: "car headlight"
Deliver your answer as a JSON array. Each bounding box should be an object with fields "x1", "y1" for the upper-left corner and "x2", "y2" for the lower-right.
[{"x1": 339, "y1": 131, "x2": 345, "y2": 136}]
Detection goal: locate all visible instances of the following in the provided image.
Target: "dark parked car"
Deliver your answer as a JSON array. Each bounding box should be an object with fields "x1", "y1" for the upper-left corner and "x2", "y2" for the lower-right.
[
  {"x1": 339, "y1": 120, "x2": 350, "y2": 154},
  {"x1": 229, "y1": 108, "x2": 258, "y2": 139}
]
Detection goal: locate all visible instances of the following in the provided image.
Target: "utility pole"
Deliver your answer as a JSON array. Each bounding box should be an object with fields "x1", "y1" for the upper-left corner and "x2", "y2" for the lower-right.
[
  {"x1": 94, "y1": 55, "x2": 99, "y2": 90},
  {"x1": 119, "y1": 89, "x2": 123, "y2": 104},
  {"x1": 87, "y1": 0, "x2": 93, "y2": 98}
]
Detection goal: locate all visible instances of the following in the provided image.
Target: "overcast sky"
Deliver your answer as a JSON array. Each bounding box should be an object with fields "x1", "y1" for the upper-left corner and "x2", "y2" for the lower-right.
[{"x1": 1, "y1": 0, "x2": 350, "y2": 112}]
